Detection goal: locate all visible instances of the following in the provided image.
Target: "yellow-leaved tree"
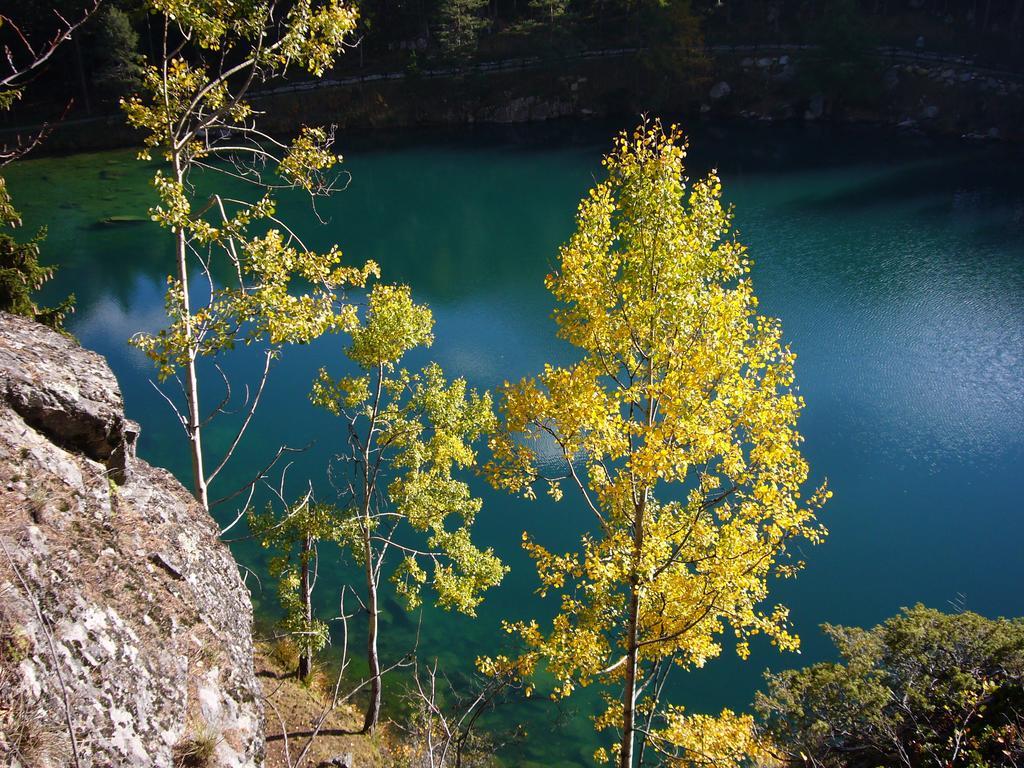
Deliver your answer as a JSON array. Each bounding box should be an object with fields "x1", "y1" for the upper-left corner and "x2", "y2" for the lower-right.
[
  {"x1": 311, "y1": 281, "x2": 506, "y2": 732},
  {"x1": 486, "y1": 121, "x2": 830, "y2": 768},
  {"x1": 123, "y1": 0, "x2": 365, "y2": 511}
]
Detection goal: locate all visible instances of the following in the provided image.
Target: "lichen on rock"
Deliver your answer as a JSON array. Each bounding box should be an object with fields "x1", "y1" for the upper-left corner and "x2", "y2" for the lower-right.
[{"x1": 0, "y1": 311, "x2": 264, "y2": 767}]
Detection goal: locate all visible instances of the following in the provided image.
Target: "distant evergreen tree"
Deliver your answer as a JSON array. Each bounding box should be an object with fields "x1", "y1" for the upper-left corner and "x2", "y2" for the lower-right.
[
  {"x1": 437, "y1": 0, "x2": 488, "y2": 59},
  {"x1": 91, "y1": 5, "x2": 144, "y2": 97},
  {"x1": 804, "y1": 0, "x2": 881, "y2": 109},
  {"x1": 642, "y1": 0, "x2": 707, "y2": 90},
  {"x1": 0, "y1": 180, "x2": 74, "y2": 330},
  {"x1": 528, "y1": 0, "x2": 569, "y2": 27},
  {"x1": 527, "y1": 0, "x2": 571, "y2": 48},
  {"x1": 0, "y1": 0, "x2": 87, "y2": 331},
  {"x1": 0, "y1": 24, "x2": 89, "y2": 768}
]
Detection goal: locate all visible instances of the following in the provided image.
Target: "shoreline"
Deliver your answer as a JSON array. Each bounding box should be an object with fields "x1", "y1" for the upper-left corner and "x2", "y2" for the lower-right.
[{"x1": 3, "y1": 47, "x2": 1021, "y2": 159}]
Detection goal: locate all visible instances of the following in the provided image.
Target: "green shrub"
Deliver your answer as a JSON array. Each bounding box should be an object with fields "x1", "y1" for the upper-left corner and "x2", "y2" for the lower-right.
[{"x1": 757, "y1": 605, "x2": 1024, "y2": 767}]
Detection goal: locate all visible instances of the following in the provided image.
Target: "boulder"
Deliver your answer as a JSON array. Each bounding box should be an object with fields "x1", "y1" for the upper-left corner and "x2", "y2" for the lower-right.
[
  {"x1": 0, "y1": 312, "x2": 263, "y2": 767},
  {"x1": 804, "y1": 94, "x2": 825, "y2": 121},
  {"x1": 709, "y1": 81, "x2": 731, "y2": 101},
  {"x1": 0, "y1": 316, "x2": 138, "y2": 483}
]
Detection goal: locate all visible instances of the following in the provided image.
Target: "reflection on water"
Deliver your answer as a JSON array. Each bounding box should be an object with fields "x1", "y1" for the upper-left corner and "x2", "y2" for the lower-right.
[{"x1": 6, "y1": 122, "x2": 1024, "y2": 765}]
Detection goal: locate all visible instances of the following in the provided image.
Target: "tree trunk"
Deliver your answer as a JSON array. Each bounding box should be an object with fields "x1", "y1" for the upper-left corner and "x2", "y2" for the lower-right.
[
  {"x1": 174, "y1": 161, "x2": 209, "y2": 510},
  {"x1": 619, "y1": 581, "x2": 640, "y2": 768},
  {"x1": 619, "y1": 496, "x2": 645, "y2": 768},
  {"x1": 298, "y1": 535, "x2": 313, "y2": 681},
  {"x1": 73, "y1": 37, "x2": 92, "y2": 115},
  {"x1": 361, "y1": 363, "x2": 384, "y2": 733},
  {"x1": 362, "y1": 571, "x2": 382, "y2": 732}
]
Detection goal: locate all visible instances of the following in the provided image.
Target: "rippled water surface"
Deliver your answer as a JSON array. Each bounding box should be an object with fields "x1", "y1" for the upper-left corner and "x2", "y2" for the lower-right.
[{"x1": 7, "y1": 122, "x2": 1024, "y2": 765}]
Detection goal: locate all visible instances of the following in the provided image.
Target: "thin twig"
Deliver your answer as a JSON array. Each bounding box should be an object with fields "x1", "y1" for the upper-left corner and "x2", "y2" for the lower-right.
[{"x1": 0, "y1": 538, "x2": 82, "y2": 768}]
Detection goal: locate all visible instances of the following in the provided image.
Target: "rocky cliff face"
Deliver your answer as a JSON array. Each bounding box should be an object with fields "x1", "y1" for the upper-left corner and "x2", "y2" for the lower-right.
[{"x1": 0, "y1": 312, "x2": 264, "y2": 767}]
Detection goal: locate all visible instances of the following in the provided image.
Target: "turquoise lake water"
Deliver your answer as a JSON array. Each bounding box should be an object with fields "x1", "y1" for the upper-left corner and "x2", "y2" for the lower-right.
[{"x1": 6, "y1": 121, "x2": 1024, "y2": 765}]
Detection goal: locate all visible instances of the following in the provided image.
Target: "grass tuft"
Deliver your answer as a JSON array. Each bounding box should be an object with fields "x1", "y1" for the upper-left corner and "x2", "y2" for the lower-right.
[{"x1": 173, "y1": 721, "x2": 220, "y2": 768}]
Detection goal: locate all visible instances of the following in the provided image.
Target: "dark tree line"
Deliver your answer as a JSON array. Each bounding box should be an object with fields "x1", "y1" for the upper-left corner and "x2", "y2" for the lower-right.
[
  {"x1": 4, "y1": 0, "x2": 1022, "y2": 126},
  {"x1": 0, "y1": 0, "x2": 100, "y2": 329},
  {"x1": 1, "y1": 2, "x2": 140, "y2": 116}
]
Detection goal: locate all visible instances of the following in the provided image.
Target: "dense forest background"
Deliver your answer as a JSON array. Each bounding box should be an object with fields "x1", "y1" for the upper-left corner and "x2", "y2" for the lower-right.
[{"x1": 4, "y1": 0, "x2": 1023, "y2": 130}]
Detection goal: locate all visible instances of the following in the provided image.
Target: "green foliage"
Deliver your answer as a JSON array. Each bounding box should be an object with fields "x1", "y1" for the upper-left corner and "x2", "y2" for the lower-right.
[
  {"x1": 173, "y1": 720, "x2": 220, "y2": 768},
  {"x1": 122, "y1": 0, "x2": 361, "y2": 507},
  {"x1": 0, "y1": 90, "x2": 18, "y2": 114},
  {"x1": 122, "y1": 0, "x2": 364, "y2": 342},
  {"x1": 129, "y1": 207, "x2": 379, "y2": 380},
  {"x1": 311, "y1": 281, "x2": 504, "y2": 616},
  {"x1": 486, "y1": 120, "x2": 828, "y2": 765},
  {"x1": 756, "y1": 605, "x2": 1024, "y2": 768},
  {"x1": 0, "y1": 179, "x2": 74, "y2": 330},
  {"x1": 250, "y1": 500, "x2": 343, "y2": 668},
  {"x1": 802, "y1": 0, "x2": 882, "y2": 108},
  {"x1": 527, "y1": 0, "x2": 569, "y2": 28},
  {"x1": 813, "y1": 0, "x2": 876, "y2": 58},
  {"x1": 436, "y1": 0, "x2": 488, "y2": 59},
  {"x1": 641, "y1": 0, "x2": 707, "y2": 89},
  {"x1": 0, "y1": 7, "x2": 77, "y2": 330},
  {"x1": 92, "y1": 5, "x2": 145, "y2": 96},
  {"x1": 312, "y1": 277, "x2": 503, "y2": 730}
]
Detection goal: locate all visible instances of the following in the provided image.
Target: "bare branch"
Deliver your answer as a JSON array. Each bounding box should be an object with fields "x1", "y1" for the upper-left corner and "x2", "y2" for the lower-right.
[
  {"x1": 0, "y1": 538, "x2": 82, "y2": 768},
  {"x1": 208, "y1": 348, "x2": 275, "y2": 484},
  {"x1": 150, "y1": 379, "x2": 189, "y2": 434},
  {"x1": 0, "y1": 1, "x2": 102, "y2": 164},
  {"x1": 209, "y1": 441, "x2": 311, "y2": 509},
  {"x1": 0, "y1": 1, "x2": 101, "y2": 89}
]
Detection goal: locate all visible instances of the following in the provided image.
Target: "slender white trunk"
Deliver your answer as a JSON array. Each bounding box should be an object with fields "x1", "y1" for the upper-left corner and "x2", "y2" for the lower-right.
[
  {"x1": 361, "y1": 362, "x2": 384, "y2": 732},
  {"x1": 298, "y1": 535, "x2": 313, "y2": 681},
  {"x1": 174, "y1": 159, "x2": 209, "y2": 510},
  {"x1": 619, "y1": 507, "x2": 643, "y2": 768},
  {"x1": 621, "y1": 366, "x2": 654, "y2": 768},
  {"x1": 362, "y1": 560, "x2": 382, "y2": 732},
  {"x1": 620, "y1": 588, "x2": 640, "y2": 768}
]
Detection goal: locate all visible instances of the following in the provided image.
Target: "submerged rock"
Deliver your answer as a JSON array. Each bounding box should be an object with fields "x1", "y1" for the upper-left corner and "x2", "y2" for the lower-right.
[
  {"x1": 0, "y1": 311, "x2": 263, "y2": 767},
  {"x1": 709, "y1": 81, "x2": 732, "y2": 101},
  {"x1": 804, "y1": 94, "x2": 826, "y2": 121}
]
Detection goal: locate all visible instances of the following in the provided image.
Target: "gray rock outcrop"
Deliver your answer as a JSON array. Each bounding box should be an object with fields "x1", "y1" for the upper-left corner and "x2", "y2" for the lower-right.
[{"x1": 0, "y1": 312, "x2": 263, "y2": 767}]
